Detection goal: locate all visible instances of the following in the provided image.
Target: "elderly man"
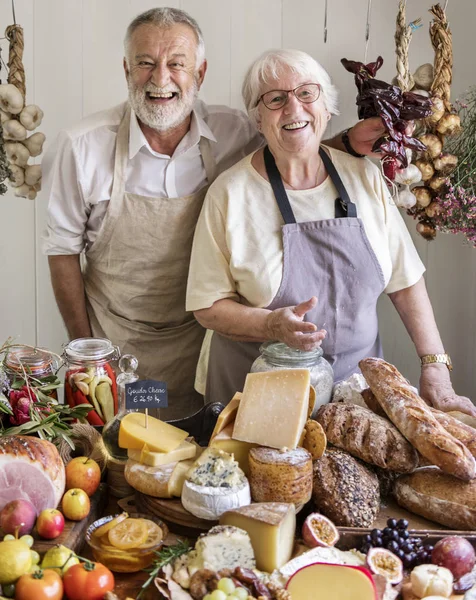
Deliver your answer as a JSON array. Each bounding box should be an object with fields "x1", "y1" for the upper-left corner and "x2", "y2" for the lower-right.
[{"x1": 43, "y1": 7, "x2": 385, "y2": 419}]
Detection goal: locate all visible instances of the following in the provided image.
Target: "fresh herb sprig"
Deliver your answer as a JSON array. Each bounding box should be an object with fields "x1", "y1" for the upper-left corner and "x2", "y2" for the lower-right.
[{"x1": 137, "y1": 540, "x2": 191, "y2": 600}]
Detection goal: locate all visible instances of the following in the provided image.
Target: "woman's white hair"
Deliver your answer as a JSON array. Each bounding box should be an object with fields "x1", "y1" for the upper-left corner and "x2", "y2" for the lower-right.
[
  {"x1": 124, "y1": 8, "x2": 205, "y2": 69},
  {"x1": 242, "y1": 49, "x2": 339, "y2": 125}
]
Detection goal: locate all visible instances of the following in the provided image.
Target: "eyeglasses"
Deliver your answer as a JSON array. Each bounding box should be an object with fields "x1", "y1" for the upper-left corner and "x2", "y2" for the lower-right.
[{"x1": 258, "y1": 83, "x2": 321, "y2": 110}]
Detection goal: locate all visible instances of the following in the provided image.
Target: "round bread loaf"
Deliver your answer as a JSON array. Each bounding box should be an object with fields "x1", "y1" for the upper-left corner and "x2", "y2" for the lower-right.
[
  {"x1": 312, "y1": 447, "x2": 380, "y2": 527},
  {"x1": 248, "y1": 446, "x2": 312, "y2": 504}
]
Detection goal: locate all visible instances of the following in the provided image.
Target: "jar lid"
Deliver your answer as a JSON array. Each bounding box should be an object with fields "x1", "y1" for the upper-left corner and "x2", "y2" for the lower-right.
[
  {"x1": 259, "y1": 341, "x2": 323, "y2": 363},
  {"x1": 63, "y1": 338, "x2": 120, "y2": 363},
  {"x1": 5, "y1": 346, "x2": 57, "y2": 374}
]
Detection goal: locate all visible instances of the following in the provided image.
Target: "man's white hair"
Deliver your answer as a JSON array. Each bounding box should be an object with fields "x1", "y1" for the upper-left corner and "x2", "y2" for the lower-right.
[
  {"x1": 124, "y1": 7, "x2": 205, "y2": 68},
  {"x1": 242, "y1": 49, "x2": 339, "y2": 125}
]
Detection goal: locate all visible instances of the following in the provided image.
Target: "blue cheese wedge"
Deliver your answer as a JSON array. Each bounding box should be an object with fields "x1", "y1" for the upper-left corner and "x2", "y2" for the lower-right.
[
  {"x1": 182, "y1": 448, "x2": 251, "y2": 520},
  {"x1": 190, "y1": 525, "x2": 256, "y2": 572}
]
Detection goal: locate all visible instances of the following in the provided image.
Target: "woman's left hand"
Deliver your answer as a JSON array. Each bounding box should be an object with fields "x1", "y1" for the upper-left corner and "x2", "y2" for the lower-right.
[{"x1": 419, "y1": 364, "x2": 476, "y2": 417}]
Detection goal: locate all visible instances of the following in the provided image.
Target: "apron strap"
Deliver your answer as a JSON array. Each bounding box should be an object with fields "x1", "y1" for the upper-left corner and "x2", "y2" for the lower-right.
[
  {"x1": 263, "y1": 145, "x2": 297, "y2": 225},
  {"x1": 318, "y1": 147, "x2": 358, "y2": 218},
  {"x1": 199, "y1": 137, "x2": 217, "y2": 185}
]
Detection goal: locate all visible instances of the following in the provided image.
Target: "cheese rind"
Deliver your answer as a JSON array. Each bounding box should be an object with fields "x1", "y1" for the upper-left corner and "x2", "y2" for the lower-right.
[
  {"x1": 220, "y1": 502, "x2": 295, "y2": 572},
  {"x1": 286, "y1": 563, "x2": 377, "y2": 600},
  {"x1": 124, "y1": 458, "x2": 194, "y2": 498},
  {"x1": 210, "y1": 424, "x2": 257, "y2": 475},
  {"x1": 233, "y1": 369, "x2": 310, "y2": 449},
  {"x1": 182, "y1": 479, "x2": 251, "y2": 520},
  {"x1": 127, "y1": 440, "x2": 196, "y2": 466},
  {"x1": 210, "y1": 393, "x2": 242, "y2": 441},
  {"x1": 118, "y1": 412, "x2": 188, "y2": 452}
]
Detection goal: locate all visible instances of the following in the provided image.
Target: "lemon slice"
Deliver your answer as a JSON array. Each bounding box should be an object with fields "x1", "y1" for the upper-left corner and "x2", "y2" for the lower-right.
[
  {"x1": 93, "y1": 512, "x2": 129, "y2": 538},
  {"x1": 108, "y1": 518, "x2": 148, "y2": 550},
  {"x1": 137, "y1": 519, "x2": 164, "y2": 549}
]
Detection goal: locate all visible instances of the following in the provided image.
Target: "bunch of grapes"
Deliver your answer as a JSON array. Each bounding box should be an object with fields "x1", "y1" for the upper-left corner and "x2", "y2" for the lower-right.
[
  {"x1": 361, "y1": 518, "x2": 434, "y2": 568},
  {"x1": 204, "y1": 578, "x2": 250, "y2": 600}
]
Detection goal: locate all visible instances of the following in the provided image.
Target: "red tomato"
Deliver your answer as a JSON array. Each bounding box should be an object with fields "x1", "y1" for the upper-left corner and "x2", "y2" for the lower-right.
[
  {"x1": 15, "y1": 569, "x2": 63, "y2": 600},
  {"x1": 63, "y1": 561, "x2": 115, "y2": 600}
]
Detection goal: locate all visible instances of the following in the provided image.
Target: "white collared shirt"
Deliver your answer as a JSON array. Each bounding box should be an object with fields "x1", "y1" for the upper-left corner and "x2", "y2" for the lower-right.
[{"x1": 42, "y1": 99, "x2": 262, "y2": 254}]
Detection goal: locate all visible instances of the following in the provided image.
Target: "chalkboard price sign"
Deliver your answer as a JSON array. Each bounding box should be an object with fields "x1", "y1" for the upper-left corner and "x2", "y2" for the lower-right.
[{"x1": 125, "y1": 380, "x2": 168, "y2": 410}]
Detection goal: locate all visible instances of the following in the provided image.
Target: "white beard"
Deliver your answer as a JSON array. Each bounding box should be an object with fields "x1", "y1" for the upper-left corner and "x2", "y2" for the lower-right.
[{"x1": 127, "y1": 79, "x2": 199, "y2": 133}]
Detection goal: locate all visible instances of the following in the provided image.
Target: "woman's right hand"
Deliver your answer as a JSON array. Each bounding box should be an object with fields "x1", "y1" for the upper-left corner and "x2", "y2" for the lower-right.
[{"x1": 265, "y1": 297, "x2": 326, "y2": 351}]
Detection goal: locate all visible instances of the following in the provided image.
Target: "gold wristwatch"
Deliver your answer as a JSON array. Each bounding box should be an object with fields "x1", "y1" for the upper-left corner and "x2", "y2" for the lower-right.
[{"x1": 420, "y1": 353, "x2": 453, "y2": 371}]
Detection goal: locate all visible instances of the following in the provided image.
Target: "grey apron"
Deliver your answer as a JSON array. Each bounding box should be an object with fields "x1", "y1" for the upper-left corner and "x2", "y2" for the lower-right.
[
  {"x1": 205, "y1": 146, "x2": 386, "y2": 405},
  {"x1": 83, "y1": 105, "x2": 217, "y2": 420}
]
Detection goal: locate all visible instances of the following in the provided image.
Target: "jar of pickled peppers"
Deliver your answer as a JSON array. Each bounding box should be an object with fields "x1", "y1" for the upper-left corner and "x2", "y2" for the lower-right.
[{"x1": 63, "y1": 338, "x2": 120, "y2": 427}]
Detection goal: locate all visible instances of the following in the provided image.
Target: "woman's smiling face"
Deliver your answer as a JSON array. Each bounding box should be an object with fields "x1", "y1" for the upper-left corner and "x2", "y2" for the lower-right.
[{"x1": 256, "y1": 66, "x2": 330, "y2": 155}]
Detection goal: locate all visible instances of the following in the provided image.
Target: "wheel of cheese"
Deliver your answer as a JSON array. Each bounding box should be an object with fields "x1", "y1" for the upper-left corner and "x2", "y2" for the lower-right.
[
  {"x1": 124, "y1": 459, "x2": 190, "y2": 498},
  {"x1": 181, "y1": 479, "x2": 251, "y2": 520},
  {"x1": 248, "y1": 447, "x2": 313, "y2": 504}
]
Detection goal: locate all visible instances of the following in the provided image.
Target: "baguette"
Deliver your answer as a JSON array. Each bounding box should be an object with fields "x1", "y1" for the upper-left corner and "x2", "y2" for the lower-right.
[
  {"x1": 359, "y1": 358, "x2": 476, "y2": 481},
  {"x1": 363, "y1": 387, "x2": 476, "y2": 457},
  {"x1": 315, "y1": 403, "x2": 419, "y2": 473},
  {"x1": 394, "y1": 467, "x2": 476, "y2": 530}
]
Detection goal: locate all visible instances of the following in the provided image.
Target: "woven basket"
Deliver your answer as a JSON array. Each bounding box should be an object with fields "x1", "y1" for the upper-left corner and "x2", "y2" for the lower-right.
[{"x1": 107, "y1": 457, "x2": 134, "y2": 498}]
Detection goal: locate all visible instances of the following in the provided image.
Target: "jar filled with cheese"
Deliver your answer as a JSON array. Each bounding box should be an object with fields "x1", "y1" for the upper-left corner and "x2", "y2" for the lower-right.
[
  {"x1": 63, "y1": 337, "x2": 120, "y2": 428},
  {"x1": 251, "y1": 342, "x2": 334, "y2": 415}
]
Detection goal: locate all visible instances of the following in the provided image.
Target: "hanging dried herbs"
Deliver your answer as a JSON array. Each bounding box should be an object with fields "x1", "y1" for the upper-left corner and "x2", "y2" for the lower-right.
[{"x1": 341, "y1": 55, "x2": 432, "y2": 179}]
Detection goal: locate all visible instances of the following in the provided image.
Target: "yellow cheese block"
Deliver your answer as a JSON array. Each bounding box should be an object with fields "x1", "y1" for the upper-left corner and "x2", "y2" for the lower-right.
[
  {"x1": 127, "y1": 440, "x2": 197, "y2": 466},
  {"x1": 169, "y1": 459, "x2": 195, "y2": 496},
  {"x1": 233, "y1": 369, "x2": 310, "y2": 450},
  {"x1": 210, "y1": 393, "x2": 242, "y2": 441},
  {"x1": 118, "y1": 412, "x2": 188, "y2": 452},
  {"x1": 210, "y1": 423, "x2": 257, "y2": 475},
  {"x1": 286, "y1": 563, "x2": 377, "y2": 599},
  {"x1": 220, "y1": 502, "x2": 295, "y2": 572}
]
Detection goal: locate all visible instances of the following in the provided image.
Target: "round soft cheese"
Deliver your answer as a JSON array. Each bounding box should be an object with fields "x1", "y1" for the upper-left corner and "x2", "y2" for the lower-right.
[{"x1": 181, "y1": 479, "x2": 251, "y2": 520}]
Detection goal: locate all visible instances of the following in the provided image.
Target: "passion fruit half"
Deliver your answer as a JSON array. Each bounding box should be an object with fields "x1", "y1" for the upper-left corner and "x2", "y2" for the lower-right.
[
  {"x1": 302, "y1": 513, "x2": 340, "y2": 548},
  {"x1": 367, "y1": 547, "x2": 403, "y2": 585}
]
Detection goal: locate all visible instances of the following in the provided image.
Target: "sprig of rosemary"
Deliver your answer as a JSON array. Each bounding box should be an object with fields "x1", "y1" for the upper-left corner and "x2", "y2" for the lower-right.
[{"x1": 137, "y1": 540, "x2": 191, "y2": 600}]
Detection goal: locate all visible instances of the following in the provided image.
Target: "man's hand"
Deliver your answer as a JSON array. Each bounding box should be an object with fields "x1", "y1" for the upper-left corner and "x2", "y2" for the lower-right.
[
  {"x1": 265, "y1": 297, "x2": 326, "y2": 351},
  {"x1": 419, "y1": 363, "x2": 476, "y2": 417}
]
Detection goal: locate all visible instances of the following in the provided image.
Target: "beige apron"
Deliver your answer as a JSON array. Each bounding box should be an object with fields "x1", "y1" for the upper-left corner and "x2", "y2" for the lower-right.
[{"x1": 83, "y1": 105, "x2": 217, "y2": 420}]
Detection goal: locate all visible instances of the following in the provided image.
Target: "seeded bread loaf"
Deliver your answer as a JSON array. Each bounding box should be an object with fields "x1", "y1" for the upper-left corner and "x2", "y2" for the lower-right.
[
  {"x1": 312, "y1": 447, "x2": 380, "y2": 527},
  {"x1": 394, "y1": 467, "x2": 476, "y2": 530},
  {"x1": 315, "y1": 403, "x2": 419, "y2": 473},
  {"x1": 359, "y1": 358, "x2": 476, "y2": 481},
  {"x1": 248, "y1": 446, "x2": 312, "y2": 505}
]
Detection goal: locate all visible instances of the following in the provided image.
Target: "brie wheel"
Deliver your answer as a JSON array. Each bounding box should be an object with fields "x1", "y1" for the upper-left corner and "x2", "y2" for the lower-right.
[{"x1": 182, "y1": 480, "x2": 251, "y2": 520}]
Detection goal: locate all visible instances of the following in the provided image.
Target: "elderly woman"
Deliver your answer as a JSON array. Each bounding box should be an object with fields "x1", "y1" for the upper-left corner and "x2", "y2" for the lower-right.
[{"x1": 186, "y1": 49, "x2": 476, "y2": 417}]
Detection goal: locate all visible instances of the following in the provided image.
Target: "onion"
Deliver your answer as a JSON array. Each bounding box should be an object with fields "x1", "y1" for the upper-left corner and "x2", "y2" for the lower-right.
[
  {"x1": 395, "y1": 185, "x2": 417, "y2": 209},
  {"x1": 413, "y1": 186, "x2": 433, "y2": 208},
  {"x1": 415, "y1": 160, "x2": 435, "y2": 181},
  {"x1": 433, "y1": 153, "x2": 458, "y2": 175},
  {"x1": 418, "y1": 134, "x2": 443, "y2": 159},
  {"x1": 436, "y1": 113, "x2": 462, "y2": 136},
  {"x1": 416, "y1": 221, "x2": 437, "y2": 240}
]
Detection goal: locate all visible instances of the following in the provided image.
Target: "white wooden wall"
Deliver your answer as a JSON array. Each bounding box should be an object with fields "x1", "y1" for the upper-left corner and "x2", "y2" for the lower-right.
[{"x1": 0, "y1": 0, "x2": 475, "y2": 397}]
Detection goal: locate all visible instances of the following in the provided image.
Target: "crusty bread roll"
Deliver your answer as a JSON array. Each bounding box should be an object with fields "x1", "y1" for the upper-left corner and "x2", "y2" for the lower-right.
[
  {"x1": 315, "y1": 403, "x2": 419, "y2": 473},
  {"x1": 248, "y1": 447, "x2": 312, "y2": 505},
  {"x1": 394, "y1": 467, "x2": 476, "y2": 530},
  {"x1": 312, "y1": 447, "x2": 380, "y2": 527},
  {"x1": 359, "y1": 358, "x2": 476, "y2": 481}
]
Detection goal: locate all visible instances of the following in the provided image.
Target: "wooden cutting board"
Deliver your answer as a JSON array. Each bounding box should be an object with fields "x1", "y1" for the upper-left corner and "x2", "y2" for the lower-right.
[{"x1": 31, "y1": 483, "x2": 108, "y2": 555}]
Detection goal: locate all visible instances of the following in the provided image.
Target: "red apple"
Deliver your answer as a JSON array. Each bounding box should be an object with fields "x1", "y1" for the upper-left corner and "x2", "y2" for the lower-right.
[
  {"x1": 0, "y1": 498, "x2": 37, "y2": 536},
  {"x1": 36, "y1": 508, "x2": 65, "y2": 539},
  {"x1": 62, "y1": 489, "x2": 90, "y2": 521},
  {"x1": 65, "y1": 456, "x2": 101, "y2": 497}
]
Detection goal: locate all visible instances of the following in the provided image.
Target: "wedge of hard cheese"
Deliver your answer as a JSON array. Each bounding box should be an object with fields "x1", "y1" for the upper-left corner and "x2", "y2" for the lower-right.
[
  {"x1": 233, "y1": 369, "x2": 310, "y2": 450},
  {"x1": 286, "y1": 563, "x2": 377, "y2": 599},
  {"x1": 127, "y1": 440, "x2": 196, "y2": 466},
  {"x1": 119, "y1": 412, "x2": 188, "y2": 452},
  {"x1": 210, "y1": 424, "x2": 257, "y2": 475},
  {"x1": 220, "y1": 502, "x2": 295, "y2": 572},
  {"x1": 210, "y1": 393, "x2": 242, "y2": 441}
]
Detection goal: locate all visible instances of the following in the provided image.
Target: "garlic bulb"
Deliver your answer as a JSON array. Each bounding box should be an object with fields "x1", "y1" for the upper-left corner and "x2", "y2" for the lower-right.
[
  {"x1": 394, "y1": 164, "x2": 422, "y2": 186},
  {"x1": 14, "y1": 183, "x2": 37, "y2": 200},
  {"x1": 425, "y1": 201, "x2": 443, "y2": 218},
  {"x1": 24, "y1": 164, "x2": 42, "y2": 186},
  {"x1": 3, "y1": 119, "x2": 27, "y2": 141},
  {"x1": 23, "y1": 132, "x2": 46, "y2": 157},
  {"x1": 416, "y1": 221, "x2": 437, "y2": 241},
  {"x1": 19, "y1": 104, "x2": 44, "y2": 131},
  {"x1": 5, "y1": 141, "x2": 30, "y2": 167},
  {"x1": 425, "y1": 97, "x2": 445, "y2": 126},
  {"x1": 433, "y1": 153, "x2": 458, "y2": 175},
  {"x1": 395, "y1": 185, "x2": 417, "y2": 209},
  {"x1": 436, "y1": 113, "x2": 461, "y2": 136},
  {"x1": 8, "y1": 165, "x2": 25, "y2": 187},
  {"x1": 0, "y1": 109, "x2": 11, "y2": 124},
  {"x1": 415, "y1": 160, "x2": 435, "y2": 182},
  {"x1": 418, "y1": 134, "x2": 443, "y2": 160},
  {"x1": 0, "y1": 83, "x2": 24, "y2": 115},
  {"x1": 413, "y1": 186, "x2": 433, "y2": 208},
  {"x1": 428, "y1": 176, "x2": 448, "y2": 193},
  {"x1": 412, "y1": 63, "x2": 434, "y2": 91}
]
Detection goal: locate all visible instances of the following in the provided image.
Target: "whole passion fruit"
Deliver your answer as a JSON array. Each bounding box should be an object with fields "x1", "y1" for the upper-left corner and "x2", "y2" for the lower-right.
[
  {"x1": 302, "y1": 513, "x2": 340, "y2": 548},
  {"x1": 431, "y1": 536, "x2": 476, "y2": 580},
  {"x1": 367, "y1": 547, "x2": 403, "y2": 585}
]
